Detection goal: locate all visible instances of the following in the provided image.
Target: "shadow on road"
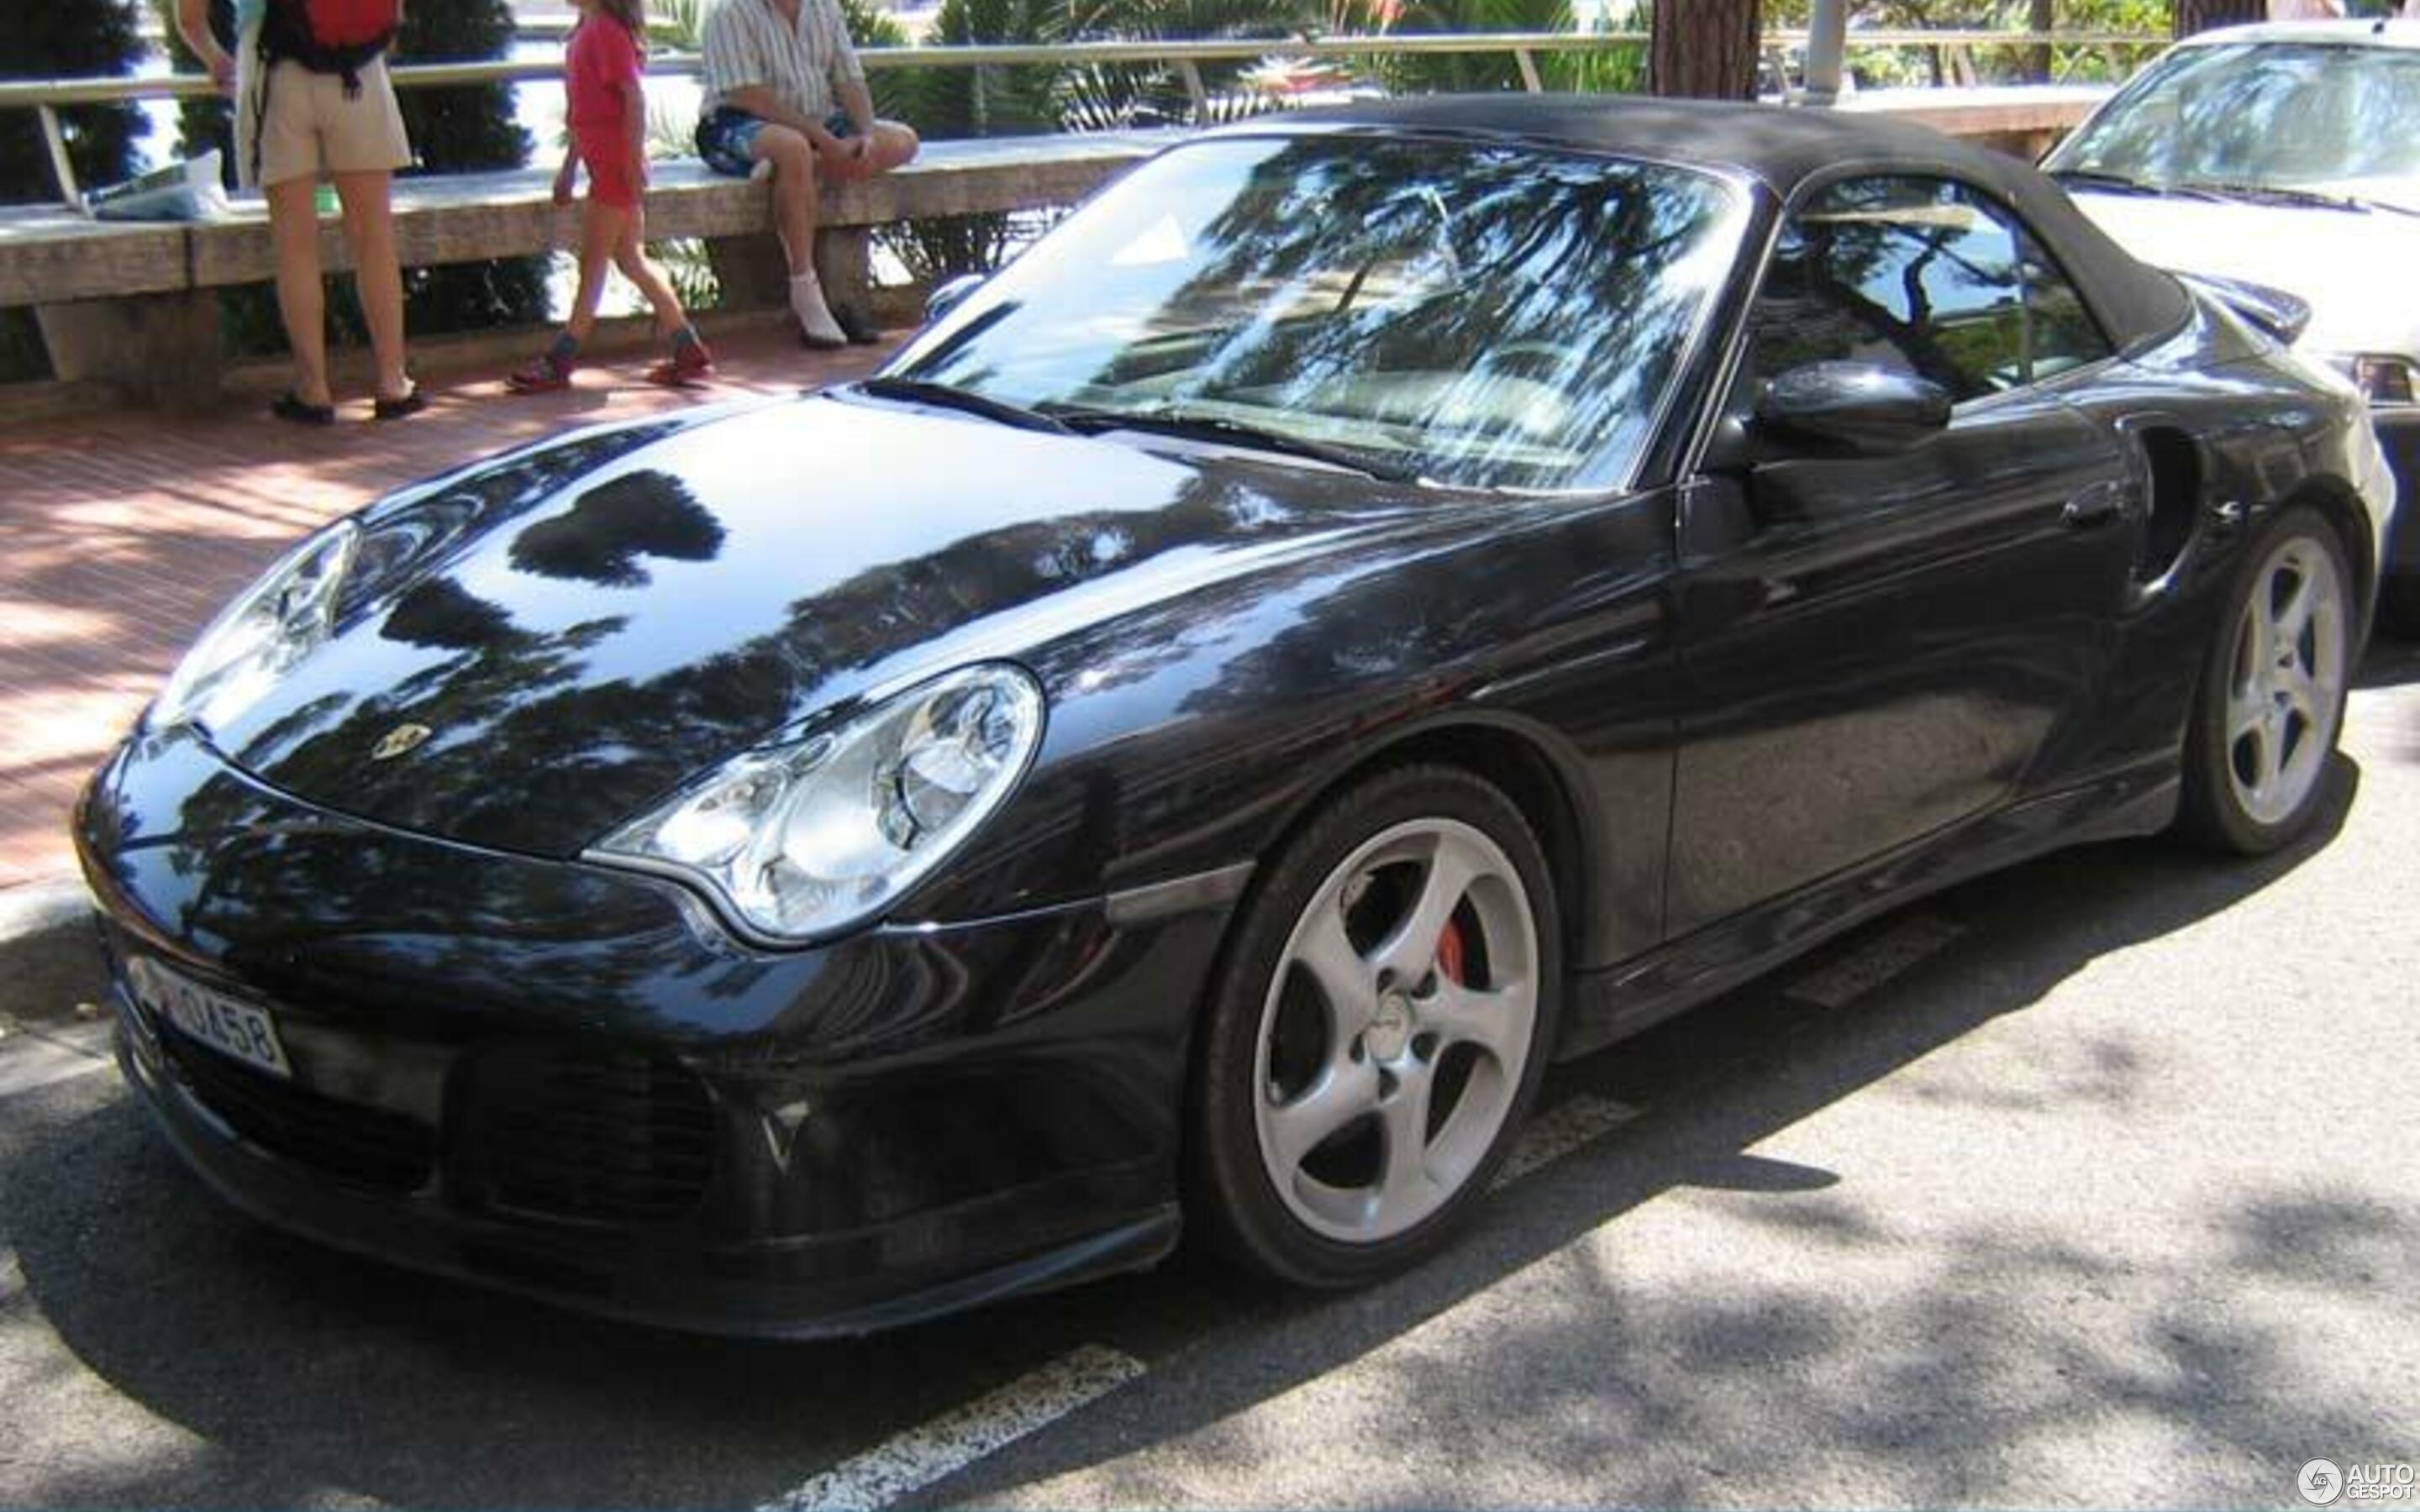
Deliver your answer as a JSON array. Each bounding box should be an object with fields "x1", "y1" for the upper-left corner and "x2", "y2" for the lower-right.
[
  {"x1": 939, "y1": 756, "x2": 2391, "y2": 1506},
  {"x1": 0, "y1": 759, "x2": 2391, "y2": 1509}
]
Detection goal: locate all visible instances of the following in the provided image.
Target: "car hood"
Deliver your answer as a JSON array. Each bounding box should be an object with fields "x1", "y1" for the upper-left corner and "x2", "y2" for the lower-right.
[
  {"x1": 2069, "y1": 190, "x2": 2420, "y2": 361},
  {"x1": 210, "y1": 392, "x2": 1452, "y2": 858}
]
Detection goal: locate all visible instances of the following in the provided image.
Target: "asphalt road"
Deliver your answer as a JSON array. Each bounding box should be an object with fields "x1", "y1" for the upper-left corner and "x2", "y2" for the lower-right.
[{"x1": 3, "y1": 645, "x2": 2416, "y2": 1510}]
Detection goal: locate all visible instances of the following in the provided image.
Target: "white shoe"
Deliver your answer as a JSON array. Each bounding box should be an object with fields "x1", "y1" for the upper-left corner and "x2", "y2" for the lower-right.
[
  {"x1": 790, "y1": 276, "x2": 848, "y2": 349},
  {"x1": 797, "y1": 305, "x2": 848, "y2": 349}
]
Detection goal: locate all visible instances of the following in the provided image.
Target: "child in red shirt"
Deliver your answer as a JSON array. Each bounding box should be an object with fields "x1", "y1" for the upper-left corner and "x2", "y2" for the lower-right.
[{"x1": 508, "y1": 0, "x2": 711, "y2": 391}]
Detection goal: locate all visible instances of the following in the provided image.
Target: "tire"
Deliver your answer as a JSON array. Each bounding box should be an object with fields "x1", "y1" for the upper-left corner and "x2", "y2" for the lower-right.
[
  {"x1": 1185, "y1": 764, "x2": 1563, "y2": 1287},
  {"x1": 2176, "y1": 507, "x2": 2354, "y2": 854}
]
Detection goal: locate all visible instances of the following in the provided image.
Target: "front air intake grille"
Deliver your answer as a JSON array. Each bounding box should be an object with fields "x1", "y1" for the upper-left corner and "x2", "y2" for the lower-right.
[
  {"x1": 459, "y1": 1047, "x2": 718, "y2": 1226},
  {"x1": 159, "y1": 1027, "x2": 436, "y2": 1193}
]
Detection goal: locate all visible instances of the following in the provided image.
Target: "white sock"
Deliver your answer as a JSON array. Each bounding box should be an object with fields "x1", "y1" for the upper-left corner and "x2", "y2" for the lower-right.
[{"x1": 790, "y1": 271, "x2": 845, "y2": 345}]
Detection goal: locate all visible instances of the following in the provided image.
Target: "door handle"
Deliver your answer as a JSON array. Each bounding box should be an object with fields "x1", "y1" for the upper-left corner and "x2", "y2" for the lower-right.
[{"x1": 2061, "y1": 480, "x2": 2131, "y2": 530}]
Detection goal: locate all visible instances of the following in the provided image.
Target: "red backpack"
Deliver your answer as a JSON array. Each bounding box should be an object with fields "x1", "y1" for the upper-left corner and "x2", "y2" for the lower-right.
[{"x1": 260, "y1": 0, "x2": 402, "y2": 91}]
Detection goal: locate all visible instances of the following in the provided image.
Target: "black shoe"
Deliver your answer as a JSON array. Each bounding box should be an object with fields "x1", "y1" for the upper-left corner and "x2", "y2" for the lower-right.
[
  {"x1": 271, "y1": 391, "x2": 335, "y2": 425},
  {"x1": 834, "y1": 303, "x2": 884, "y2": 346},
  {"x1": 372, "y1": 386, "x2": 428, "y2": 421}
]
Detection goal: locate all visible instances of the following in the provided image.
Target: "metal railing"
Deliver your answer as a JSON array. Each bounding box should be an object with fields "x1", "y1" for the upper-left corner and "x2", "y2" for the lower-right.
[{"x1": 0, "y1": 27, "x2": 2164, "y2": 207}]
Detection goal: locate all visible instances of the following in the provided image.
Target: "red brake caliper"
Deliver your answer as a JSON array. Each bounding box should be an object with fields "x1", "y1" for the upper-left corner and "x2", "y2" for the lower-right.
[{"x1": 1436, "y1": 915, "x2": 1468, "y2": 987}]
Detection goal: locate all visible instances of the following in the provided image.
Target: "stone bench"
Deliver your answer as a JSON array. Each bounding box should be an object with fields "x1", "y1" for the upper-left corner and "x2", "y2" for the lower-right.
[{"x1": 0, "y1": 131, "x2": 1173, "y2": 407}]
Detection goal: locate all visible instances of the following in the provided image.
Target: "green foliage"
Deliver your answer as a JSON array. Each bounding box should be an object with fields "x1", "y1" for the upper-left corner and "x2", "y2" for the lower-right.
[
  {"x1": 1341, "y1": 0, "x2": 1570, "y2": 94},
  {"x1": 655, "y1": 239, "x2": 721, "y2": 310},
  {"x1": 650, "y1": 0, "x2": 709, "y2": 49},
  {"x1": 0, "y1": 0, "x2": 146, "y2": 206},
  {"x1": 882, "y1": 0, "x2": 1064, "y2": 137},
  {"x1": 1, "y1": 0, "x2": 147, "y2": 380},
  {"x1": 394, "y1": 0, "x2": 530, "y2": 171},
  {"x1": 0, "y1": 310, "x2": 49, "y2": 384},
  {"x1": 1758, "y1": 0, "x2": 2170, "y2": 87},
  {"x1": 392, "y1": 0, "x2": 550, "y2": 333},
  {"x1": 871, "y1": 0, "x2": 1058, "y2": 281},
  {"x1": 1057, "y1": 0, "x2": 1318, "y2": 129},
  {"x1": 865, "y1": 0, "x2": 1316, "y2": 280}
]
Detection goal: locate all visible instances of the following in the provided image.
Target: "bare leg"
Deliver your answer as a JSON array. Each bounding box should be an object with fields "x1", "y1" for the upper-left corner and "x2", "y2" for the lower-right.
[
  {"x1": 566, "y1": 200, "x2": 632, "y2": 344},
  {"x1": 750, "y1": 125, "x2": 843, "y2": 345},
  {"x1": 265, "y1": 176, "x2": 330, "y2": 407},
  {"x1": 609, "y1": 207, "x2": 688, "y2": 333},
  {"x1": 862, "y1": 120, "x2": 919, "y2": 175},
  {"x1": 751, "y1": 124, "x2": 819, "y2": 274},
  {"x1": 331, "y1": 168, "x2": 410, "y2": 402}
]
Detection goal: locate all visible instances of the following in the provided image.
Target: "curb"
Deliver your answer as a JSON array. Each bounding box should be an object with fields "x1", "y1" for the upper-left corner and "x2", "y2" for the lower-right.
[{"x1": 0, "y1": 879, "x2": 104, "y2": 1026}]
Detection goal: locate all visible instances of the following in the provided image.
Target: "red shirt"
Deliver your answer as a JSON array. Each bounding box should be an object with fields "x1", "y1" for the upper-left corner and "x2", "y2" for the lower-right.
[{"x1": 566, "y1": 16, "x2": 644, "y2": 132}]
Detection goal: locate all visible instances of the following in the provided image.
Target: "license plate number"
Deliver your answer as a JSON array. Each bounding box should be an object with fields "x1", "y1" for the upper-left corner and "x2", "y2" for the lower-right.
[{"x1": 125, "y1": 956, "x2": 292, "y2": 1079}]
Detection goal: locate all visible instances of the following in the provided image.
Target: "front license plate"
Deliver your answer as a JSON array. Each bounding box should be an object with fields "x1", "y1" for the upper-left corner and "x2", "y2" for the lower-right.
[{"x1": 124, "y1": 955, "x2": 292, "y2": 1079}]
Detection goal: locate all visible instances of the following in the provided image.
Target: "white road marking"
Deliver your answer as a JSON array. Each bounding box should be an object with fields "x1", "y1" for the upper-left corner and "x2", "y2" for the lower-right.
[
  {"x1": 758, "y1": 1344, "x2": 1146, "y2": 1512},
  {"x1": 0, "y1": 1020, "x2": 114, "y2": 1102},
  {"x1": 1781, "y1": 914, "x2": 1968, "y2": 1011},
  {"x1": 1493, "y1": 1093, "x2": 1641, "y2": 1189}
]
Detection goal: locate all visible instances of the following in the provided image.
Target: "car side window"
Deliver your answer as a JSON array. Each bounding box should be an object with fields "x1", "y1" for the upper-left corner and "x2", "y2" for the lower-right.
[{"x1": 1748, "y1": 176, "x2": 2112, "y2": 403}]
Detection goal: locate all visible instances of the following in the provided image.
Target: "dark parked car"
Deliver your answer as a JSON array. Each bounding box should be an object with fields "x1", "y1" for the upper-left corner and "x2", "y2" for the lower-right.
[{"x1": 78, "y1": 97, "x2": 2394, "y2": 1336}]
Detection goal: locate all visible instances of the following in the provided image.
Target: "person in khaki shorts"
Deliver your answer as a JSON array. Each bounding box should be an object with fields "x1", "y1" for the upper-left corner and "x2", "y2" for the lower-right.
[{"x1": 176, "y1": 0, "x2": 424, "y2": 423}]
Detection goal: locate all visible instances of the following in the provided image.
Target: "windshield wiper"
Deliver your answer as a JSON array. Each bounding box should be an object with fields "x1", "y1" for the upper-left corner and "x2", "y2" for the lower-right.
[
  {"x1": 2186, "y1": 181, "x2": 2377, "y2": 213},
  {"x1": 1049, "y1": 405, "x2": 1422, "y2": 485},
  {"x1": 2049, "y1": 168, "x2": 2170, "y2": 197},
  {"x1": 851, "y1": 376, "x2": 1073, "y2": 435}
]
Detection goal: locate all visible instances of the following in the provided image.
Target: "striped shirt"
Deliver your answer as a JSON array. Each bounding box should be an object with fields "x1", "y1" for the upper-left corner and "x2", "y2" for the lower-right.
[{"x1": 700, "y1": 0, "x2": 865, "y2": 122}]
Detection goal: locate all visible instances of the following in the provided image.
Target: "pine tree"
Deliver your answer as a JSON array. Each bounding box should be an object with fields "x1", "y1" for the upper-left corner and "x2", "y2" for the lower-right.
[
  {"x1": 1, "y1": 0, "x2": 147, "y2": 378},
  {"x1": 0, "y1": 0, "x2": 146, "y2": 205},
  {"x1": 391, "y1": 0, "x2": 550, "y2": 333}
]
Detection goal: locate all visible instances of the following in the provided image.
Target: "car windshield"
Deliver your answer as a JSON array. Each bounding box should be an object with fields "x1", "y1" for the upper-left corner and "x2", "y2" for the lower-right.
[
  {"x1": 885, "y1": 135, "x2": 1744, "y2": 491},
  {"x1": 2049, "y1": 41, "x2": 2420, "y2": 215}
]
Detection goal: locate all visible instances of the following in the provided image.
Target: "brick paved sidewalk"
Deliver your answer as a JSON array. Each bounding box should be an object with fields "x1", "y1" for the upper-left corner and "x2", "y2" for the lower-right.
[{"x1": 0, "y1": 320, "x2": 892, "y2": 890}]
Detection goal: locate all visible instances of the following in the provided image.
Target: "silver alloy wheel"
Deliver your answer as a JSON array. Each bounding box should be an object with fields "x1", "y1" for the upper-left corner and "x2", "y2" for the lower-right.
[
  {"x1": 2224, "y1": 533, "x2": 2348, "y2": 827},
  {"x1": 1251, "y1": 817, "x2": 1539, "y2": 1244}
]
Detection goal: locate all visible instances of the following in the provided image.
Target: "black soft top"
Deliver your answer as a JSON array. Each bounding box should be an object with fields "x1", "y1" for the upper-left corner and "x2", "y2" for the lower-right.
[{"x1": 1223, "y1": 94, "x2": 2192, "y2": 351}]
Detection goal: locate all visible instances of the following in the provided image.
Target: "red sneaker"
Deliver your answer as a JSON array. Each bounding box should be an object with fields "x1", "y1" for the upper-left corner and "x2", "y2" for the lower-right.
[
  {"x1": 507, "y1": 349, "x2": 575, "y2": 393},
  {"x1": 645, "y1": 341, "x2": 714, "y2": 389}
]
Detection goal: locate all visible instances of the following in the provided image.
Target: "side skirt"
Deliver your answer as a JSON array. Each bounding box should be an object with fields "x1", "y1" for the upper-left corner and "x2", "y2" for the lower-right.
[{"x1": 1555, "y1": 761, "x2": 2180, "y2": 1061}]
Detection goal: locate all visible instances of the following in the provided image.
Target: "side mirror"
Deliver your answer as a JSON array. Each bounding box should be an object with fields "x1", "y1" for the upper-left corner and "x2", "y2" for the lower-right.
[
  {"x1": 924, "y1": 273, "x2": 986, "y2": 325},
  {"x1": 1755, "y1": 361, "x2": 1951, "y2": 455}
]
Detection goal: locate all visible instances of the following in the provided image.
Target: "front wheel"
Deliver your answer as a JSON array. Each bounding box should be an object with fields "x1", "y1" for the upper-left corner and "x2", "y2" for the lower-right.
[
  {"x1": 2177, "y1": 507, "x2": 2354, "y2": 853},
  {"x1": 1186, "y1": 765, "x2": 1561, "y2": 1287}
]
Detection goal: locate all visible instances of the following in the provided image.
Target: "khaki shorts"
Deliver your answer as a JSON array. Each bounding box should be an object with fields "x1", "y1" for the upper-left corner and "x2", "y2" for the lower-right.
[{"x1": 235, "y1": 30, "x2": 413, "y2": 190}]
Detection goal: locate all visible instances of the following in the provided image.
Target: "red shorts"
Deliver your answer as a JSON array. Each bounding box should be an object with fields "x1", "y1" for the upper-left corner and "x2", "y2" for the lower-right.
[{"x1": 576, "y1": 126, "x2": 641, "y2": 209}]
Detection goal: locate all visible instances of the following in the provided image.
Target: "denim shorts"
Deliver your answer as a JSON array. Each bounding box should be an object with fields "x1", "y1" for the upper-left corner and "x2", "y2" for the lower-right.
[{"x1": 695, "y1": 106, "x2": 856, "y2": 176}]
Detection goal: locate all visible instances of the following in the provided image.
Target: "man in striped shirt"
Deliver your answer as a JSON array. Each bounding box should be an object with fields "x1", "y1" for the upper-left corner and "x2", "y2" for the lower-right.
[{"x1": 695, "y1": 0, "x2": 919, "y2": 347}]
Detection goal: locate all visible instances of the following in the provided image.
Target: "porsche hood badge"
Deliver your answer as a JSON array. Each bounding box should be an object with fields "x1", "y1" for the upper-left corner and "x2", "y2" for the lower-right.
[{"x1": 371, "y1": 723, "x2": 434, "y2": 761}]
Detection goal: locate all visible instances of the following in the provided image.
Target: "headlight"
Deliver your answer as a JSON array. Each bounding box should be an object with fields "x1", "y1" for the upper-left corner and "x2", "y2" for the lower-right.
[
  {"x1": 2324, "y1": 353, "x2": 2418, "y2": 407},
  {"x1": 150, "y1": 522, "x2": 360, "y2": 735},
  {"x1": 588, "y1": 664, "x2": 1046, "y2": 944}
]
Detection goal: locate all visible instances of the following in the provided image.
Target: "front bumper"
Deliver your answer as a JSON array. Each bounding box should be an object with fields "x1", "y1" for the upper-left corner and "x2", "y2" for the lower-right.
[{"x1": 76, "y1": 727, "x2": 1238, "y2": 1337}]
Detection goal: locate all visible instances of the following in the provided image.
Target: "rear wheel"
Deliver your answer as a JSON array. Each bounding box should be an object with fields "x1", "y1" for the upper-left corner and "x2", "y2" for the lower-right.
[
  {"x1": 1186, "y1": 765, "x2": 1560, "y2": 1286},
  {"x1": 2177, "y1": 507, "x2": 2352, "y2": 853}
]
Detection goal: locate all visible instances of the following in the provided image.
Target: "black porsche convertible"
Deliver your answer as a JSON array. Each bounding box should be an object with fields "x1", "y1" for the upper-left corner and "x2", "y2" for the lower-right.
[{"x1": 76, "y1": 97, "x2": 2396, "y2": 1336}]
